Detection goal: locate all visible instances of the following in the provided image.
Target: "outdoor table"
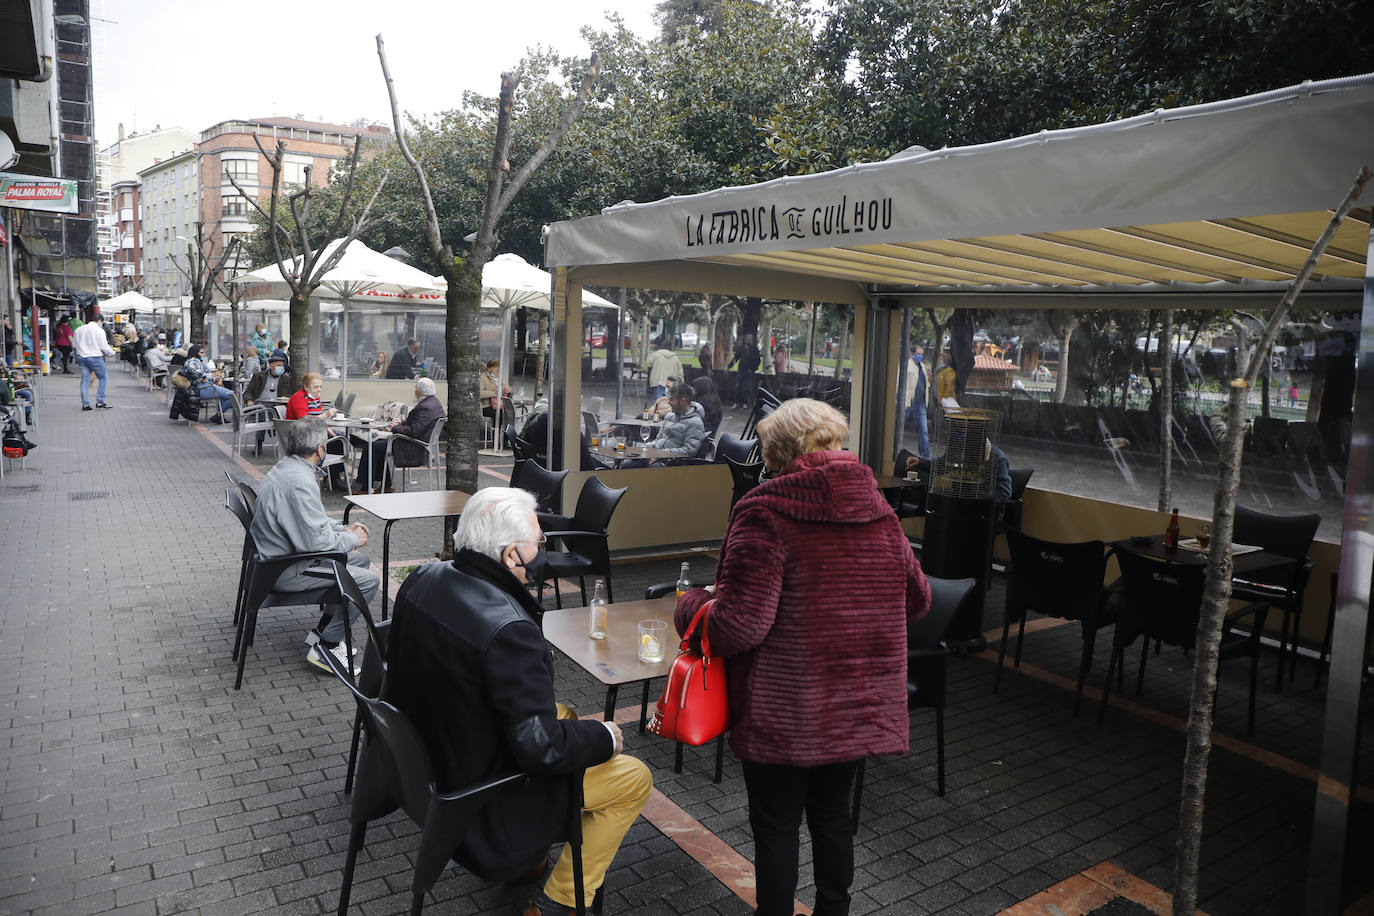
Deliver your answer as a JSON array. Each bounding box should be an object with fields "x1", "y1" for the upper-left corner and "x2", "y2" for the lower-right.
[
  {"x1": 873, "y1": 471, "x2": 925, "y2": 491},
  {"x1": 1111, "y1": 534, "x2": 1297, "y2": 581},
  {"x1": 605, "y1": 417, "x2": 662, "y2": 439},
  {"x1": 541, "y1": 595, "x2": 677, "y2": 722},
  {"x1": 589, "y1": 444, "x2": 680, "y2": 467},
  {"x1": 342, "y1": 489, "x2": 472, "y2": 619},
  {"x1": 330, "y1": 415, "x2": 392, "y2": 493}
]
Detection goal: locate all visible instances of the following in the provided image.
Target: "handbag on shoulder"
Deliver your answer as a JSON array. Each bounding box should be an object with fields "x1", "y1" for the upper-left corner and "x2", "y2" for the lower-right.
[{"x1": 646, "y1": 599, "x2": 729, "y2": 746}]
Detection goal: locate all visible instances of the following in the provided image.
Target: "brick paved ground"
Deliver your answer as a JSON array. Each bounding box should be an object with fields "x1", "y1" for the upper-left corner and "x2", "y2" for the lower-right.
[{"x1": 1, "y1": 365, "x2": 1370, "y2": 916}]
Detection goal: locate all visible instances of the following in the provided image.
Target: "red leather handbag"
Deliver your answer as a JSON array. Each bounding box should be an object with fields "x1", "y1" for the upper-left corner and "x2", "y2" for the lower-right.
[{"x1": 646, "y1": 600, "x2": 729, "y2": 746}]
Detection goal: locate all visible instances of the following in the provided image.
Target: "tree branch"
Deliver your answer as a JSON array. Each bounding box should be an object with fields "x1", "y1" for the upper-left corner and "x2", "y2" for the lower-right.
[
  {"x1": 376, "y1": 34, "x2": 453, "y2": 273},
  {"x1": 475, "y1": 70, "x2": 522, "y2": 255},
  {"x1": 493, "y1": 52, "x2": 601, "y2": 222}
]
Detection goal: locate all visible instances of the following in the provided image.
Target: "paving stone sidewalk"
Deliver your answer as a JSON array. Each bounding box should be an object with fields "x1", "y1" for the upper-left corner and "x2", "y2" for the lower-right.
[{"x1": 1, "y1": 367, "x2": 1368, "y2": 915}]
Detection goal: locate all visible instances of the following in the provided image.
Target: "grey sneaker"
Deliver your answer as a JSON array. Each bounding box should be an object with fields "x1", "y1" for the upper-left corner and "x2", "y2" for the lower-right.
[{"x1": 306, "y1": 643, "x2": 358, "y2": 677}]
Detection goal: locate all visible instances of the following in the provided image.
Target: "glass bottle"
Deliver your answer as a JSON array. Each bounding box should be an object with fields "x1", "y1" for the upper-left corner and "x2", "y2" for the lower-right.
[
  {"x1": 676, "y1": 562, "x2": 691, "y2": 598},
  {"x1": 588, "y1": 577, "x2": 608, "y2": 639},
  {"x1": 1164, "y1": 508, "x2": 1180, "y2": 551}
]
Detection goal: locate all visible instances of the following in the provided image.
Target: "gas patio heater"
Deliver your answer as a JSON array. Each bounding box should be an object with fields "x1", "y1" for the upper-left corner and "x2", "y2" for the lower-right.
[{"x1": 922, "y1": 406, "x2": 1002, "y2": 651}]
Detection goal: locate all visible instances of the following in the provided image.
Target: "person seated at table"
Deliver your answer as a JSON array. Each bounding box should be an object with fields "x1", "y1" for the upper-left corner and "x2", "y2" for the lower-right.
[
  {"x1": 242, "y1": 353, "x2": 290, "y2": 453},
  {"x1": 521, "y1": 407, "x2": 608, "y2": 471},
  {"x1": 385, "y1": 487, "x2": 651, "y2": 916},
  {"x1": 182, "y1": 346, "x2": 235, "y2": 423},
  {"x1": 675, "y1": 398, "x2": 929, "y2": 916},
  {"x1": 905, "y1": 437, "x2": 1013, "y2": 509},
  {"x1": 250, "y1": 416, "x2": 378, "y2": 674},
  {"x1": 386, "y1": 338, "x2": 422, "y2": 379},
  {"x1": 145, "y1": 337, "x2": 171, "y2": 381},
  {"x1": 691, "y1": 375, "x2": 723, "y2": 436},
  {"x1": 480, "y1": 358, "x2": 513, "y2": 427},
  {"x1": 240, "y1": 346, "x2": 261, "y2": 380},
  {"x1": 622, "y1": 382, "x2": 706, "y2": 468},
  {"x1": 367, "y1": 349, "x2": 388, "y2": 377},
  {"x1": 286, "y1": 372, "x2": 352, "y2": 487},
  {"x1": 355, "y1": 377, "x2": 445, "y2": 492}
]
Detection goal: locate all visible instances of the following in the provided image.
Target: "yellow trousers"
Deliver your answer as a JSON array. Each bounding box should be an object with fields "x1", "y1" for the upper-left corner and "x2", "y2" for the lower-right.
[{"x1": 544, "y1": 707, "x2": 652, "y2": 908}]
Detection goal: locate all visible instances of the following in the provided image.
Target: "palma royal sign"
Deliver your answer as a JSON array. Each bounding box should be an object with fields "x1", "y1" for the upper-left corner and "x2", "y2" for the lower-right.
[{"x1": 0, "y1": 171, "x2": 79, "y2": 214}]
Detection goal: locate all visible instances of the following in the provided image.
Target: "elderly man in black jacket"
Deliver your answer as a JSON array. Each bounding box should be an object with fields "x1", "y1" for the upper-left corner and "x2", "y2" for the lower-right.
[
  {"x1": 386, "y1": 488, "x2": 651, "y2": 916},
  {"x1": 354, "y1": 377, "x2": 445, "y2": 491}
]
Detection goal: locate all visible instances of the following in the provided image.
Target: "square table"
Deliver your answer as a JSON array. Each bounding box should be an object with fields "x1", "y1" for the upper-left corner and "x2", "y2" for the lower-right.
[
  {"x1": 329, "y1": 415, "x2": 392, "y2": 493},
  {"x1": 541, "y1": 595, "x2": 678, "y2": 722},
  {"x1": 343, "y1": 489, "x2": 472, "y2": 619},
  {"x1": 589, "y1": 444, "x2": 680, "y2": 467},
  {"x1": 1111, "y1": 533, "x2": 1297, "y2": 581}
]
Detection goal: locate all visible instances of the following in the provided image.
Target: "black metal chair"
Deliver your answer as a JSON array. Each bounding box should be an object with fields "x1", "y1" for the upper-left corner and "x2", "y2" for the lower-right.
[
  {"x1": 996, "y1": 531, "x2": 1116, "y2": 715},
  {"x1": 537, "y1": 476, "x2": 628, "y2": 609},
  {"x1": 852, "y1": 574, "x2": 976, "y2": 833},
  {"x1": 322, "y1": 649, "x2": 596, "y2": 916},
  {"x1": 224, "y1": 487, "x2": 347, "y2": 691},
  {"x1": 723, "y1": 456, "x2": 763, "y2": 509},
  {"x1": 1099, "y1": 550, "x2": 1269, "y2": 734},
  {"x1": 1231, "y1": 505, "x2": 1319, "y2": 689},
  {"x1": 714, "y1": 433, "x2": 759, "y2": 466}
]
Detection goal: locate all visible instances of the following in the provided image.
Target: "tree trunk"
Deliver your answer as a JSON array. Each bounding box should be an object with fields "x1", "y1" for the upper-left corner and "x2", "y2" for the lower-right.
[
  {"x1": 1055, "y1": 323, "x2": 1073, "y2": 403},
  {"x1": 437, "y1": 266, "x2": 483, "y2": 556},
  {"x1": 285, "y1": 291, "x2": 311, "y2": 397},
  {"x1": 1157, "y1": 309, "x2": 1174, "y2": 511},
  {"x1": 190, "y1": 294, "x2": 207, "y2": 346},
  {"x1": 1172, "y1": 166, "x2": 1369, "y2": 915}
]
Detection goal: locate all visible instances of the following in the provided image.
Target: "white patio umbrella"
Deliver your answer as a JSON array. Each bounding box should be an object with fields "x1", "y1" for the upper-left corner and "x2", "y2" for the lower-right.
[
  {"x1": 232, "y1": 240, "x2": 447, "y2": 394},
  {"x1": 100, "y1": 290, "x2": 155, "y2": 314}
]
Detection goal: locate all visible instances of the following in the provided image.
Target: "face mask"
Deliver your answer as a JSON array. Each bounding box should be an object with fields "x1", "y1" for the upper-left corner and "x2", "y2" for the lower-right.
[
  {"x1": 509, "y1": 544, "x2": 546, "y2": 582},
  {"x1": 271, "y1": 366, "x2": 284, "y2": 377},
  {"x1": 914, "y1": 353, "x2": 923, "y2": 363}
]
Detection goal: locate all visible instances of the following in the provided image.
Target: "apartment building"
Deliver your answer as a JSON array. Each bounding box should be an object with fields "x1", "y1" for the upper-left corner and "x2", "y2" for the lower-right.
[
  {"x1": 137, "y1": 150, "x2": 198, "y2": 300},
  {"x1": 95, "y1": 125, "x2": 195, "y2": 295}
]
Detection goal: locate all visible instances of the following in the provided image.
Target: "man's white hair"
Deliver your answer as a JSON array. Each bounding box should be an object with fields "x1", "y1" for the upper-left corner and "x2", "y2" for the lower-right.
[
  {"x1": 453, "y1": 487, "x2": 538, "y2": 561},
  {"x1": 415, "y1": 377, "x2": 435, "y2": 396}
]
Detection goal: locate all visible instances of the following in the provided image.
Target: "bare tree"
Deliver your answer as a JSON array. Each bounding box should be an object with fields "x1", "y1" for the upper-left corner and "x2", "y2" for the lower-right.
[
  {"x1": 1172, "y1": 165, "x2": 1370, "y2": 915},
  {"x1": 227, "y1": 135, "x2": 384, "y2": 394},
  {"x1": 169, "y1": 220, "x2": 241, "y2": 346},
  {"x1": 377, "y1": 34, "x2": 599, "y2": 550}
]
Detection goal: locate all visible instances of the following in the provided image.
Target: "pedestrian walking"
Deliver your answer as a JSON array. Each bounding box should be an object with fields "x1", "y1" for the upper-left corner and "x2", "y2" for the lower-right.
[
  {"x1": 54, "y1": 316, "x2": 74, "y2": 373},
  {"x1": 72, "y1": 314, "x2": 115, "y2": 410}
]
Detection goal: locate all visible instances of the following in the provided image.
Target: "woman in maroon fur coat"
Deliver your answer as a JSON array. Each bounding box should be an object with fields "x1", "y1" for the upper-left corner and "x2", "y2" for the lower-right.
[{"x1": 676, "y1": 398, "x2": 930, "y2": 916}]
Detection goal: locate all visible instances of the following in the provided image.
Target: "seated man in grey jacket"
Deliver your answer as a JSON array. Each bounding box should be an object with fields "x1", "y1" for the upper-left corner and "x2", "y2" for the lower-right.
[
  {"x1": 249, "y1": 417, "x2": 380, "y2": 673},
  {"x1": 622, "y1": 382, "x2": 707, "y2": 468}
]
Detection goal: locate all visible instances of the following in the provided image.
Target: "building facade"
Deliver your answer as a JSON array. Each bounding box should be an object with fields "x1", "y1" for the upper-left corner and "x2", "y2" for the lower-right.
[
  {"x1": 137, "y1": 150, "x2": 198, "y2": 301},
  {"x1": 95, "y1": 125, "x2": 195, "y2": 296}
]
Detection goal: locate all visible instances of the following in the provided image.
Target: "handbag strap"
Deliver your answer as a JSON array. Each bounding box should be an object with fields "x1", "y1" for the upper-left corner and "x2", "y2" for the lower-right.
[{"x1": 680, "y1": 598, "x2": 715, "y2": 658}]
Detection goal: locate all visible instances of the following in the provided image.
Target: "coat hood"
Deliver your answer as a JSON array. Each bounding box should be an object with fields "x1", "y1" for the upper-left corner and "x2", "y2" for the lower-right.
[{"x1": 738, "y1": 450, "x2": 891, "y2": 524}]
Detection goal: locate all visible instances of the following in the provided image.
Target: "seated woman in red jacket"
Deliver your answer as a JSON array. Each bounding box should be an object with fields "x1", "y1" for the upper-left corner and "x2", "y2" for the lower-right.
[
  {"x1": 285, "y1": 372, "x2": 347, "y2": 487},
  {"x1": 675, "y1": 397, "x2": 930, "y2": 916}
]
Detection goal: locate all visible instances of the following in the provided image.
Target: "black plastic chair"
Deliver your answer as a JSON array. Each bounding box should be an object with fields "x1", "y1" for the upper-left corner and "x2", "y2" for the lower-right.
[
  {"x1": 511, "y1": 458, "x2": 569, "y2": 517},
  {"x1": 1099, "y1": 550, "x2": 1269, "y2": 734},
  {"x1": 1002, "y1": 467, "x2": 1034, "y2": 531},
  {"x1": 852, "y1": 575, "x2": 976, "y2": 833},
  {"x1": 996, "y1": 531, "x2": 1116, "y2": 715},
  {"x1": 322, "y1": 649, "x2": 596, "y2": 916},
  {"x1": 1231, "y1": 505, "x2": 1319, "y2": 689},
  {"x1": 643, "y1": 581, "x2": 725, "y2": 783},
  {"x1": 505, "y1": 424, "x2": 541, "y2": 464},
  {"x1": 225, "y1": 487, "x2": 347, "y2": 691},
  {"x1": 714, "y1": 433, "x2": 759, "y2": 466},
  {"x1": 723, "y1": 456, "x2": 763, "y2": 509},
  {"x1": 537, "y1": 476, "x2": 628, "y2": 609},
  {"x1": 740, "y1": 388, "x2": 779, "y2": 440}
]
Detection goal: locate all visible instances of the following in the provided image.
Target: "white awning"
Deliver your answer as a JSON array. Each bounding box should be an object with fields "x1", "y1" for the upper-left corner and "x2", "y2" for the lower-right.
[{"x1": 545, "y1": 74, "x2": 1372, "y2": 306}]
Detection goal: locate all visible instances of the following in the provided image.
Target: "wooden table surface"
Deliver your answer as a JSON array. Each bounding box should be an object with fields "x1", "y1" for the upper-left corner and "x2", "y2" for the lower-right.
[{"x1": 542, "y1": 595, "x2": 677, "y2": 687}]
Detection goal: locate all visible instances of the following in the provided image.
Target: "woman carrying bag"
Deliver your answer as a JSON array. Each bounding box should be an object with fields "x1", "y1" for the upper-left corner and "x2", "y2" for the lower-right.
[{"x1": 674, "y1": 398, "x2": 930, "y2": 916}]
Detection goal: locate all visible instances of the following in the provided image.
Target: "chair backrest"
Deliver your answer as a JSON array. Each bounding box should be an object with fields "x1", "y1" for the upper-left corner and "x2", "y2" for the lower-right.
[
  {"x1": 273, "y1": 417, "x2": 294, "y2": 449},
  {"x1": 715, "y1": 433, "x2": 759, "y2": 465},
  {"x1": 584, "y1": 395, "x2": 603, "y2": 418},
  {"x1": 426, "y1": 418, "x2": 446, "y2": 461},
  {"x1": 512, "y1": 459, "x2": 568, "y2": 513},
  {"x1": 724, "y1": 456, "x2": 763, "y2": 508},
  {"x1": 581, "y1": 410, "x2": 600, "y2": 443},
  {"x1": 237, "y1": 479, "x2": 259, "y2": 515},
  {"x1": 1115, "y1": 550, "x2": 1206, "y2": 649},
  {"x1": 500, "y1": 395, "x2": 517, "y2": 419},
  {"x1": 1232, "y1": 505, "x2": 1319, "y2": 560},
  {"x1": 1004, "y1": 530, "x2": 1110, "y2": 624},
  {"x1": 911, "y1": 575, "x2": 976, "y2": 651},
  {"x1": 571, "y1": 475, "x2": 628, "y2": 534},
  {"x1": 1009, "y1": 467, "x2": 1034, "y2": 500},
  {"x1": 505, "y1": 425, "x2": 538, "y2": 463},
  {"x1": 226, "y1": 487, "x2": 253, "y2": 532},
  {"x1": 328, "y1": 558, "x2": 385, "y2": 675}
]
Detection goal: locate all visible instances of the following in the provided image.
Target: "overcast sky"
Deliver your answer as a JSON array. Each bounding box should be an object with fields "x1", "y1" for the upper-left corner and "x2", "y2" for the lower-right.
[{"x1": 91, "y1": 0, "x2": 659, "y2": 147}]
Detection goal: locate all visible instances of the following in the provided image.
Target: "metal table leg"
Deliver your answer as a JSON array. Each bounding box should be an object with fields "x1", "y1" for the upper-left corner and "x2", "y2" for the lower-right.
[{"x1": 602, "y1": 685, "x2": 619, "y2": 722}]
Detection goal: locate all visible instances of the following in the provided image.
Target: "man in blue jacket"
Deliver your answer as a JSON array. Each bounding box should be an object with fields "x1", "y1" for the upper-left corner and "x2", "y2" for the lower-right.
[{"x1": 386, "y1": 488, "x2": 651, "y2": 916}]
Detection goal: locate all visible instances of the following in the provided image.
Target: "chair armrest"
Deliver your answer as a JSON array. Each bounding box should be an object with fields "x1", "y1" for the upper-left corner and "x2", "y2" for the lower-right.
[
  {"x1": 907, "y1": 648, "x2": 948, "y2": 661},
  {"x1": 436, "y1": 770, "x2": 532, "y2": 804},
  {"x1": 1224, "y1": 601, "x2": 1269, "y2": 626},
  {"x1": 541, "y1": 528, "x2": 604, "y2": 540},
  {"x1": 537, "y1": 512, "x2": 573, "y2": 532},
  {"x1": 389, "y1": 432, "x2": 427, "y2": 447},
  {"x1": 255, "y1": 549, "x2": 349, "y2": 569}
]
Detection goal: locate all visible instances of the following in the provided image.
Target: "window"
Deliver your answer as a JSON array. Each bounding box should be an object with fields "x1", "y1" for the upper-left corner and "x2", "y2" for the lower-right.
[
  {"x1": 281, "y1": 159, "x2": 309, "y2": 188},
  {"x1": 221, "y1": 195, "x2": 247, "y2": 218},
  {"x1": 222, "y1": 159, "x2": 256, "y2": 184}
]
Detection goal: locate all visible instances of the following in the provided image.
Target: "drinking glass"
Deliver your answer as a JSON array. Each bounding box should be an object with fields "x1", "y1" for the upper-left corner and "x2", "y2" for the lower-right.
[
  {"x1": 637, "y1": 620, "x2": 667, "y2": 662},
  {"x1": 1196, "y1": 523, "x2": 1212, "y2": 549}
]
